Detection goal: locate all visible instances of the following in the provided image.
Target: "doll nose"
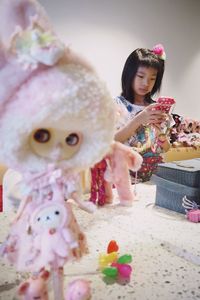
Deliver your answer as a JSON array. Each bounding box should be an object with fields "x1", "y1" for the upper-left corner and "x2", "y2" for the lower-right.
[{"x1": 56, "y1": 142, "x2": 63, "y2": 149}]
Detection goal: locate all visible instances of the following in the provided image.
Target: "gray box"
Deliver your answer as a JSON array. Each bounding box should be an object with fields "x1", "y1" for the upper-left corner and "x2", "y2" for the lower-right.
[{"x1": 151, "y1": 159, "x2": 200, "y2": 214}]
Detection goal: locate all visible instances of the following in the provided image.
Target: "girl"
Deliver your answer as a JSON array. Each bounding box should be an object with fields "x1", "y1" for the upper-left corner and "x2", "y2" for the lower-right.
[{"x1": 115, "y1": 45, "x2": 171, "y2": 181}]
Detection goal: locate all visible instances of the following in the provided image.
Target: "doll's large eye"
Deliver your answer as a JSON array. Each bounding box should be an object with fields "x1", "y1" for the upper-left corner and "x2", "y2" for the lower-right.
[
  {"x1": 65, "y1": 133, "x2": 79, "y2": 146},
  {"x1": 34, "y1": 129, "x2": 50, "y2": 143}
]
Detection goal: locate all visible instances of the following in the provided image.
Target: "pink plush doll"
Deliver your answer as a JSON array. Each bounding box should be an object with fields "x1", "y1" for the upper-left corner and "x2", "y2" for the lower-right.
[
  {"x1": 90, "y1": 142, "x2": 142, "y2": 206},
  {"x1": 65, "y1": 279, "x2": 91, "y2": 300},
  {"x1": 0, "y1": 0, "x2": 115, "y2": 299},
  {"x1": 17, "y1": 269, "x2": 50, "y2": 300},
  {"x1": 26, "y1": 201, "x2": 85, "y2": 271},
  {"x1": 104, "y1": 142, "x2": 143, "y2": 206}
]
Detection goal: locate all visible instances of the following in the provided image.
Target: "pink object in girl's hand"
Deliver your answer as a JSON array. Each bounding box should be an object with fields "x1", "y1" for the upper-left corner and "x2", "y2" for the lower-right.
[
  {"x1": 155, "y1": 97, "x2": 175, "y2": 113},
  {"x1": 17, "y1": 269, "x2": 50, "y2": 300},
  {"x1": 187, "y1": 209, "x2": 200, "y2": 223},
  {"x1": 65, "y1": 279, "x2": 91, "y2": 300}
]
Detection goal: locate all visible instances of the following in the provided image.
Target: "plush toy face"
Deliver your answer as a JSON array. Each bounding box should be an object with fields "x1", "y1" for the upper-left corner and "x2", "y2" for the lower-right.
[
  {"x1": 29, "y1": 118, "x2": 83, "y2": 162},
  {"x1": 31, "y1": 203, "x2": 68, "y2": 232}
]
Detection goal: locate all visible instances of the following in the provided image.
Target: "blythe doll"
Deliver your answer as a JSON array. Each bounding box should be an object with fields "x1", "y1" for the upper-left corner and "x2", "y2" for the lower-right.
[{"x1": 0, "y1": 0, "x2": 115, "y2": 299}]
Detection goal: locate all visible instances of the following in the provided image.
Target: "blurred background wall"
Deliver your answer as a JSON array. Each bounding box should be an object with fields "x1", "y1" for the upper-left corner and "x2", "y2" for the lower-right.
[{"x1": 39, "y1": 0, "x2": 200, "y2": 119}]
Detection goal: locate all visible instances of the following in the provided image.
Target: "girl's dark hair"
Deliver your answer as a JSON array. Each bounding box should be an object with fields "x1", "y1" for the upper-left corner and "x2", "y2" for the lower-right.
[{"x1": 121, "y1": 48, "x2": 165, "y2": 104}]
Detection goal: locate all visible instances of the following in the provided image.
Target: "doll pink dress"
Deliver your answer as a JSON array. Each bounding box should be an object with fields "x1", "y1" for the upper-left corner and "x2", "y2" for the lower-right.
[{"x1": 0, "y1": 165, "x2": 88, "y2": 272}]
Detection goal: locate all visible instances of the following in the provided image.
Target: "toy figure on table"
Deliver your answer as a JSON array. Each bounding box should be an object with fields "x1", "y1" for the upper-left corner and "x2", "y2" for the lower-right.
[
  {"x1": 89, "y1": 142, "x2": 143, "y2": 207},
  {"x1": 182, "y1": 196, "x2": 200, "y2": 223},
  {"x1": 89, "y1": 102, "x2": 143, "y2": 207},
  {"x1": 0, "y1": 0, "x2": 115, "y2": 299},
  {"x1": 99, "y1": 240, "x2": 133, "y2": 283}
]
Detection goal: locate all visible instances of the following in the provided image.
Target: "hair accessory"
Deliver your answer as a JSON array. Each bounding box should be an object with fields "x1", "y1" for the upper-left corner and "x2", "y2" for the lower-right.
[
  {"x1": 11, "y1": 27, "x2": 65, "y2": 69},
  {"x1": 152, "y1": 44, "x2": 166, "y2": 60}
]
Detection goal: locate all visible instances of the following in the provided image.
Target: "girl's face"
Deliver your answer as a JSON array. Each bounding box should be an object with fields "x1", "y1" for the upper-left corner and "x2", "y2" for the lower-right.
[
  {"x1": 29, "y1": 127, "x2": 83, "y2": 162},
  {"x1": 132, "y1": 66, "x2": 157, "y2": 98}
]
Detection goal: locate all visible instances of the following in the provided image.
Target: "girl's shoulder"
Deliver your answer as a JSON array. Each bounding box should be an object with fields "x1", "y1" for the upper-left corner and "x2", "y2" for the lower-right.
[{"x1": 115, "y1": 96, "x2": 143, "y2": 115}]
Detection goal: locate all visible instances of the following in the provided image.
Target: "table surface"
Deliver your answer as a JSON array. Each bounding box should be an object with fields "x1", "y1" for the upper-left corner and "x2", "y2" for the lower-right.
[{"x1": 0, "y1": 180, "x2": 200, "y2": 300}]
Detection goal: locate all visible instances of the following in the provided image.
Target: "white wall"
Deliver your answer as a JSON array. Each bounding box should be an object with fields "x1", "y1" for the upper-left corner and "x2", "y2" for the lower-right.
[{"x1": 39, "y1": 0, "x2": 200, "y2": 119}]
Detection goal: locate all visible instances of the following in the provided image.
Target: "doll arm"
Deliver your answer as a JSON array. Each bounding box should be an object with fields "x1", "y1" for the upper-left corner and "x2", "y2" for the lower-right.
[{"x1": 62, "y1": 228, "x2": 78, "y2": 249}]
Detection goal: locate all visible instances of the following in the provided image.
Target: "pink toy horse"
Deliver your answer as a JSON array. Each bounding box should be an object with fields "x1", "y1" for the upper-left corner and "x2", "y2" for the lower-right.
[{"x1": 90, "y1": 142, "x2": 143, "y2": 206}]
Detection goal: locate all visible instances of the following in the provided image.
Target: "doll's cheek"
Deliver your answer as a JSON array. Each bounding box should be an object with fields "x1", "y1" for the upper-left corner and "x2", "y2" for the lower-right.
[
  {"x1": 29, "y1": 139, "x2": 53, "y2": 159},
  {"x1": 60, "y1": 143, "x2": 82, "y2": 160}
]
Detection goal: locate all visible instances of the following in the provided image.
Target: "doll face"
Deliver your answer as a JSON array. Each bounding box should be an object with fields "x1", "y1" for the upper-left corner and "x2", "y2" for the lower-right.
[{"x1": 29, "y1": 127, "x2": 83, "y2": 162}]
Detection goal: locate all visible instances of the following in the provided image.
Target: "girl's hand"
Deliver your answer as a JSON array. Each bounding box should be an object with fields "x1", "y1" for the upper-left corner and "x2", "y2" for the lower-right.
[{"x1": 137, "y1": 104, "x2": 168, "y2": 125}]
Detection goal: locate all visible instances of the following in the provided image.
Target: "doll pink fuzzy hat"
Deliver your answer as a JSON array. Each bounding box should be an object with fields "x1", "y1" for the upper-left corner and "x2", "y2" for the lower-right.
[{"x1": 0, "y1": 0, "x2": 115, "y2": 173}]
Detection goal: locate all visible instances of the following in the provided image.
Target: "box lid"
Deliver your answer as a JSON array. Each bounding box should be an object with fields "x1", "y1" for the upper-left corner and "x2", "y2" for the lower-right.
[
  {"x1": 158, "y1": 159, "x2": 200, "y2": 172},
  {"x1": 156, "y1": 159, "x2": 200, "y2": 188}
]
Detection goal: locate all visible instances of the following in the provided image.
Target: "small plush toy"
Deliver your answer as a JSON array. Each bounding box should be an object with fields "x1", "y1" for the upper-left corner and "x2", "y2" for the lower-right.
[
  {"x1": 27, "y1": 201, "x2": 86, "y2": 271},
  {"x1": 182, "y1": 196, "x2": 200, "y2": 223},
  {"x1": 17, "y1": 269, "x2": 50, "y2": 300},
  {"x1": 0, "y1": 0, "x2": 115, "y2": 299}
]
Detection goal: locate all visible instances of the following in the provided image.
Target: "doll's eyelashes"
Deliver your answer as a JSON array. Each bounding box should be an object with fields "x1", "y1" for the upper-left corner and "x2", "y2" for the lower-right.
[
  {"x1": 34, "y1": 129, "x2": 50, "y2": 143},
  {"x1": 65, "y1": 133, "x2": 79, "y2": 146}
]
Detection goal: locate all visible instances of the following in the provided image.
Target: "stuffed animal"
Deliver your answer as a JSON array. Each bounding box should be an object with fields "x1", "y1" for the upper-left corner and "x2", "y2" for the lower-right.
[
  {"x1": 17, "y1": 269, "x2": 50, "y2": 300},
  {"x1": 26, "y1": 201, "x2": 85, "y2": 271},
  {"x1": 90, "y1": 142, "x2": 143, "y2": 206},
  {"x1": 0, "y1": 0, "x2": 115, "y2": 298}
]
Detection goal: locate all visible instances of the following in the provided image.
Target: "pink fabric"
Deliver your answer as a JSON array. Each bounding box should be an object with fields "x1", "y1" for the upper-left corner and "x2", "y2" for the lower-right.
[
  {"x1": 90, "y1": 159, "x2": 107, "y2": 206},
  {"x1": 187, "y1": 209, "x2": 200, "y2": 223},
  {"x1": 0, "y1": 0, "x2": 62, "y2": 116},
  {"x1": 65, "y1": 279, "x2": 91, "y2": 300},
  {"x1": 90, "y1": 142, "x2": 143, "y2": 206},
  {"x1": 105, "y1": 142, "x2": 142, "y2": 205},
  {"x1": 17, "y1": 269, "x2": 50, "y2": 300},
  {"x1": 0, "y1": 166, "x2": 88, "y2": 272}
]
